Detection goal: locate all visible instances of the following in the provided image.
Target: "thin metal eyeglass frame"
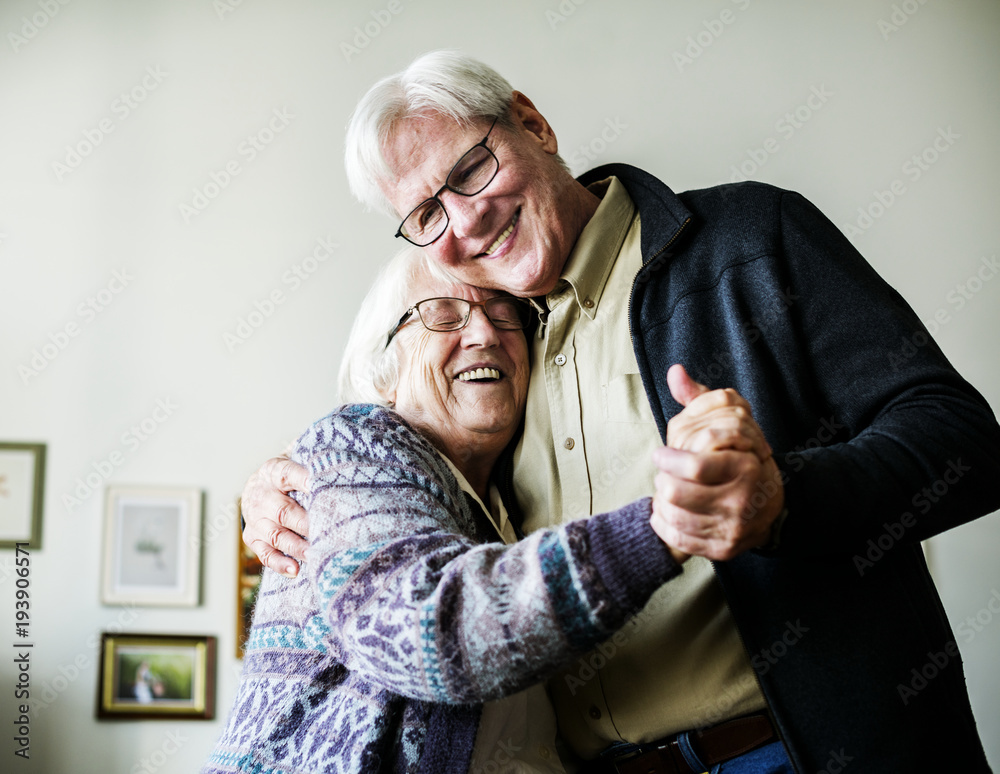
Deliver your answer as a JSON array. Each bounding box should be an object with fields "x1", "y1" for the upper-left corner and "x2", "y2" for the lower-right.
[
  {"x1": 393, "y1": 117, "x2": 500, "y2": 247},
  {"x1": 383, "y1": 296, "x2": 529, "y2": 350}
]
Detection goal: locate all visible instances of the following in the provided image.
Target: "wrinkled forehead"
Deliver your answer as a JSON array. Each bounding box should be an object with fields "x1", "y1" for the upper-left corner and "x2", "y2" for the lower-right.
[
  {"x1": 381, "y1": 112, "x2": 492, "y2": 211},
  {"x1": 405, "y1": 267, "x2": 501, "y2": 309}
]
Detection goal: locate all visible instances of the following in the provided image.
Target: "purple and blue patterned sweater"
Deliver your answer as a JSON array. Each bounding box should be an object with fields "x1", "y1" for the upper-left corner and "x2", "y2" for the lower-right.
[{"x1": 204, "y1": 404, "x2": 681, "y2": 773}]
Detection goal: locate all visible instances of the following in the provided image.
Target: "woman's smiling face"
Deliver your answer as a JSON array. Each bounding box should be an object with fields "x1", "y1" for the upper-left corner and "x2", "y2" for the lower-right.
[{"x1": 388, "y1": 270, "x2": 530, "y2": 468}]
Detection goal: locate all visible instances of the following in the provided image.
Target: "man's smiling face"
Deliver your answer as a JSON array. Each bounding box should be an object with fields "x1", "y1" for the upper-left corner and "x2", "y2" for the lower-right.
[{"x1": 380, "y1": 94, "x2": 599, "y2": 298}]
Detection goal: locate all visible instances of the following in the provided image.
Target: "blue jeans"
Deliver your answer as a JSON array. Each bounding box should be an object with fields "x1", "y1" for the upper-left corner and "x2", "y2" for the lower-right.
[{"x1": 675, "y1": 736, "x2": 794, "y2": 774}]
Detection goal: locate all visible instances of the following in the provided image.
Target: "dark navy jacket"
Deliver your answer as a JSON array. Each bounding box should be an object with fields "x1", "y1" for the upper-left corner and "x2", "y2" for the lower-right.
[{"x1": 565, "y1": 164, "x2": 1000, "y2": 772}]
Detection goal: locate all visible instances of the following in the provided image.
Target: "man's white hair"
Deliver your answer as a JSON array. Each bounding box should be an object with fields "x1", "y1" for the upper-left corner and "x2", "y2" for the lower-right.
[
  {"x1": 337, "y1": 244, "x2": 461, "y2": 405},
  {"x1": 344, "y1": 50, "x2": 517, "y2": 217}
]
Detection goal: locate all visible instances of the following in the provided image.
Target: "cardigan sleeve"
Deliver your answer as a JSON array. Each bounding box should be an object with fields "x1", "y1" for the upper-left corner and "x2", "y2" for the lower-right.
[
  {"x1": 295, "y1": 405, "x2": 682, "y2": 704},
  {"x1": 771, "y1": 190, "x2": 1000, "y2": 555}
]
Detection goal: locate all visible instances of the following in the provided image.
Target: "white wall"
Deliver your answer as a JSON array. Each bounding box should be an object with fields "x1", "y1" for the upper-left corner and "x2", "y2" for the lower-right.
[{"x1": 1, "y1": 1, "x2": 998, "y2": 771}]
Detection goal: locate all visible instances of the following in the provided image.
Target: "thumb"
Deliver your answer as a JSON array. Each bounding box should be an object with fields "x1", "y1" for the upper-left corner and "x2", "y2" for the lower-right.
[{"x1": 667, "y1": 363, "x2": 710, "y2": 407}]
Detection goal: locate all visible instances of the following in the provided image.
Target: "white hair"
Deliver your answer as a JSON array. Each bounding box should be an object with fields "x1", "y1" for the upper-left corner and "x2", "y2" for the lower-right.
[
  {"x1": 344, "y1": 50, "x2": 518, "y2": 217},
  {"x1": 337, "y1": 245, "x2": 462, "y2": 405}
]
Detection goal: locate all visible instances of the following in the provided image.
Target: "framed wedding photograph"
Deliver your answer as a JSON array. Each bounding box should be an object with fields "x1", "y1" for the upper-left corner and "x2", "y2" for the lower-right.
[
  {"x1": 96, "y1": 633, "x2": 216, "y2": 720},
  {"x1": 101, "y1": 486, "x2": 203, "y2": 606},
  {"x1": 0, "y1": 442, "x2": 46, "y2": 549}
]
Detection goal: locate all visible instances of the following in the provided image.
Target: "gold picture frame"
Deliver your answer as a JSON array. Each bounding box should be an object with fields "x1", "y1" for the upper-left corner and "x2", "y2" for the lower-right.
[{"x1": 96, "y1": 633, "x2": 216, "y2": 720}]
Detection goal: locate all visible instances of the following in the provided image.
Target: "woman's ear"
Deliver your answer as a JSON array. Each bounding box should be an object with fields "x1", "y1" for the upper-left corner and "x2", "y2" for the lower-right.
[{"x1": 509, "y1": 91, "x2": 559, "y2": 156}]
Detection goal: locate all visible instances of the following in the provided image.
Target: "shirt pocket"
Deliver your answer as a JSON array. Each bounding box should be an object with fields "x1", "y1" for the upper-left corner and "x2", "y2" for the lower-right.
[{"x1": 602, "y1": 372, "x2": 653, "y2": 424}]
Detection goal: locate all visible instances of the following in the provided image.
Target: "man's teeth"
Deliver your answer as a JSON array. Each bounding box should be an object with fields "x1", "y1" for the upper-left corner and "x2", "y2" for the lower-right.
[
  {"x1": 485, "y1": 212, "x2": 519, "y2": 254},
  {"x1": 458, "y1": 368, "x2": 501, "y2": 382}
]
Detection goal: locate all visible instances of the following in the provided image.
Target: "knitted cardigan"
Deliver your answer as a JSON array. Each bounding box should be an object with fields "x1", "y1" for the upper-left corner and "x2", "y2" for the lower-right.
[{"x1": 204, "y1": 404, "x2": 681, "y2": 773}]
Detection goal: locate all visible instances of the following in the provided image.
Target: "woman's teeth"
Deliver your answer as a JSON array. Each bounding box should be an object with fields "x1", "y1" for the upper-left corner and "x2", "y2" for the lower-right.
[
  {"x1": 485, "y1": 212, "x2": 519, "y2": 254},
  {"x1": 458, "y1": 367, "x2": 501, "y2": 382}
]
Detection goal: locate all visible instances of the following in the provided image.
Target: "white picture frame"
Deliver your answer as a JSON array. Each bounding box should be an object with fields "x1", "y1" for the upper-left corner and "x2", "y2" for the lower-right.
[{"x1": 102, "y1": 486, "x2": 202, "y2": 607}]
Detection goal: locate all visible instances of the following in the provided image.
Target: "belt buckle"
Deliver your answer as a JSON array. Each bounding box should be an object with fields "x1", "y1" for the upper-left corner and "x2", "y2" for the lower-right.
[
  {"x1": 660, "y1": 739, "x2": 709, "y2": 774},
  {"x1": 609, "y1": 741, "x2": 708, "y2": 774},
  {"x1": 610, "y1": 748, "x2": 663, "y2": 774},
  {"x1": 610, "y1": 748, "x2": 645, "y2": 774}
]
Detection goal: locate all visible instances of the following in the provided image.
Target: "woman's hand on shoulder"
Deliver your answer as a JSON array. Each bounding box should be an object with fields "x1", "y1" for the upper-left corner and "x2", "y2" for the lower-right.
[{"x1": 241, "y1": 456, "x2": 311, "y2": 578}]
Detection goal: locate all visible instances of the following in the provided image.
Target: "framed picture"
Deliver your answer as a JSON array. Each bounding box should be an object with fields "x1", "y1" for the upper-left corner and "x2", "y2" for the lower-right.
[
  {"x1": 0, "y1": 442, "x2": 46, "y2": 549},
  {"x1": 96, "y1": 633, "x2": 216, "y2": 719},
  {"x1": 235, "y1": 498, "x2": 264, "y2": 659},
  {"x1": 102, "y1": 486, "x2": 203, "y2": 606}
]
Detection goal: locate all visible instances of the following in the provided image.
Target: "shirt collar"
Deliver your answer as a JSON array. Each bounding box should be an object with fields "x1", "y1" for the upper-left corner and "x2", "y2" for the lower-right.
[
  {"x1": 437, "y1": 451, "x2": 512, "y2": 543},
  {"x1": 549, "y1": 175, "x2": 636, "y2": 321}
]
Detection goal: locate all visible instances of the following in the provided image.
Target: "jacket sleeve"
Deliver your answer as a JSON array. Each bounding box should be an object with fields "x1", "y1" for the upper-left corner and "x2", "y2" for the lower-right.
[
  {"x1": 294, "y1": 406, "x2": 681, "y2": 704},
  {"x1": 772, "y1": 190, "x2": 1000, "y2": 555}
]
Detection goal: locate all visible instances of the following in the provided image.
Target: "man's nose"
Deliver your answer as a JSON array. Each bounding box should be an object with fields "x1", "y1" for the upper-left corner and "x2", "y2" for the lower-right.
[{"x1": 442, "y1": 190, "x2": 489, "y2": 240}]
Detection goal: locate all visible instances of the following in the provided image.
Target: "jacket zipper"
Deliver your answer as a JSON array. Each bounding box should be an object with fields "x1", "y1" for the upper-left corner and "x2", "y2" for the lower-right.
[
  {"x1": 626, "y1": 214, "x2": 801, "y2": 773},
  {"x1": 627, "y1": 216, "x2": 691, "y2": 347}
]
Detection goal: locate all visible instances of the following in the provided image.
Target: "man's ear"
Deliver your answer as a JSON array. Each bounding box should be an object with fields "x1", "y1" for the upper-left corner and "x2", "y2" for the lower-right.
[{"x1": 509, "y1": 91, "x2": 559, "y2": 156}]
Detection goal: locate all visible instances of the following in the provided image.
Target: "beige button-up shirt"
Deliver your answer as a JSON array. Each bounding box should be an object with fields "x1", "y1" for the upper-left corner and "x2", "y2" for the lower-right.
[{"x1": 514, "y1": 177, "x2": 767, "y2": 760}]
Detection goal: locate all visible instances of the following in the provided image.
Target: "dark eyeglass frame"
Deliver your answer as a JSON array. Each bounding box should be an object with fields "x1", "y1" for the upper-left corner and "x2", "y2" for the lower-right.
[
  {"x1": 394, "y1": 117, "x2": 500, "y2": 247},
  {"x1": 384, "y1": 295, "x2": 530, "y2": 349}
]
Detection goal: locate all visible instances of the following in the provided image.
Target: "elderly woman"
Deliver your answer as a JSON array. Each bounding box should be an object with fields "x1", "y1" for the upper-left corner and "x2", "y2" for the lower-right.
[{"x1": 204, "y1": 246, "x2": 693, "y2": 773}]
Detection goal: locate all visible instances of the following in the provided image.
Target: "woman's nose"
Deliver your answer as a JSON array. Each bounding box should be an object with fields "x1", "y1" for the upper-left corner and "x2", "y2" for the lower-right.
[{"x1": 460, "y1": 305, "x2": 500, "y2": 346}]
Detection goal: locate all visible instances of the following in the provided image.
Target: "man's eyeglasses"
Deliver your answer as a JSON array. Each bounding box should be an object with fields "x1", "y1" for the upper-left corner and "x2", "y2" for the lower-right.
[
  {"x1": 384, "y1": 296, "x2": 530, "y2": 349},
  {"x1": 394, "y1": 117, "x2": 500, "y2": 247}
]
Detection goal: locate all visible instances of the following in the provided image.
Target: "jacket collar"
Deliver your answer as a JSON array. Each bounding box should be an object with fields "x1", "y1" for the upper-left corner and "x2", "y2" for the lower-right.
[{"x1": 576, "y1": 163, "x2": 692, "y2": 264}]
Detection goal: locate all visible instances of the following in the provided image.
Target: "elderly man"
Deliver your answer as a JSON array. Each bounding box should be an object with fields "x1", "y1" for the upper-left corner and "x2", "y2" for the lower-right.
[{"x1": 243, "y1": 51, "x2": 1000, "y2": 772}]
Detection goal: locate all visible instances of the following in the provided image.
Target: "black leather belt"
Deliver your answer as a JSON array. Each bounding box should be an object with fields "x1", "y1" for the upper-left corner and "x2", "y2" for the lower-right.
[{"x1": 588, "y1": 712, "x2": 778, "y2": 774}]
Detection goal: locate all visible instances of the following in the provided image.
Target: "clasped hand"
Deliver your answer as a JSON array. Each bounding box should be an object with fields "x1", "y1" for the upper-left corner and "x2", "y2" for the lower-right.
[{"x1": 651, "y1": 365, "x2": 785, "y2": 562}]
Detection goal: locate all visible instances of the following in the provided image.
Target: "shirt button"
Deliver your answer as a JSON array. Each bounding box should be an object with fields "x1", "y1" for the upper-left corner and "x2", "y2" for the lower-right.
[
  {"x1": 554, "y1": 353, "x2": 567, "y2": 366},
  {"x1": 583, "y1": 297, "x2": 594, "y2": 308},
  {"x1": 539, "y1": 746, "x2": 550, "y2": 759},
  {"x1": 563, "y1": 438, "x2": 575, "y2": 450},
  {"x1": 588, "y1": 705, "x2": 602, "y2": 720}
]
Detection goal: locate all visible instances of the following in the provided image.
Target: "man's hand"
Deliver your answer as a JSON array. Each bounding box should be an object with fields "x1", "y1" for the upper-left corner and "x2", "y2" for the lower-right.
[
  {"x1": 241, "y1": 456, "x2": 311, "y2": 578},
  {"x1": 651, "y1": 365, "x2": 784, "y2": 561},
  {"x1": 666, "y1": 364, "x2": 772, "y2": 460}
]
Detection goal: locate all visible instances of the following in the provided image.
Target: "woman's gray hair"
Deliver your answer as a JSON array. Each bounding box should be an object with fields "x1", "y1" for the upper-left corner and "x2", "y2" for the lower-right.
[
  {"x1": 337, "y1": 244, "x2": 460, "y2": 405},
  {"x1": 344, "y1": 50, "x2": 517, "y2": 217}
]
